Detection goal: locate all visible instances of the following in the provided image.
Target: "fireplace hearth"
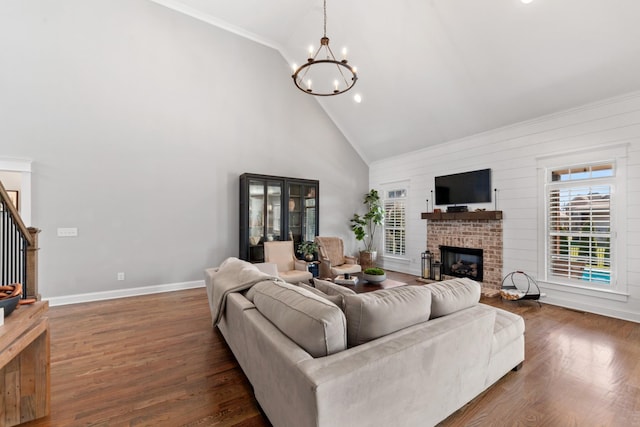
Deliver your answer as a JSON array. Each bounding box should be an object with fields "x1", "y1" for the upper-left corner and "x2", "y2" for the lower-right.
[{"x1": 440, "y1": 245, "x2": 483, "y2": 282}]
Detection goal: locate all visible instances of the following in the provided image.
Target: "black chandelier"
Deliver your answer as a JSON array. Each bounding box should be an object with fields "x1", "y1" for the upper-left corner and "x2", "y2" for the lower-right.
[{"x1": 291, "y1": 0, "x2": 358, "y2": 96}]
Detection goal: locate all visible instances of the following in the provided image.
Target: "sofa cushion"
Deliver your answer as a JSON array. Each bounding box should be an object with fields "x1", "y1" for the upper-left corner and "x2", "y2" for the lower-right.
[
  {"x1": 428, "y1": 278, "x2": 481, "y2": 319},
  {"x1": 298, "y1": 283, "x2": 345, "y2": 310},
  {"x1": 344, "y1": 286, "x2": 432, "y2": 347},
  {"x1": 245, "y1": 280, "x2": 267, "y2": 303},
  {"x1": 313, "y1": 278, "x2": 357, "y2": 297},
  {"x1": 251, "y1": 280, "x2": 347, "y2": 357}
]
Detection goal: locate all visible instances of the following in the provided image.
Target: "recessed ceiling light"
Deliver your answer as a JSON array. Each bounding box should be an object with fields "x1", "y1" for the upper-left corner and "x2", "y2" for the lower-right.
[
  {"x1": 354, "y1": 93, "x2": 362, "y2": 103},
  {"x1": 521, "y1": 0, "x2": 534, "y2": 4}
]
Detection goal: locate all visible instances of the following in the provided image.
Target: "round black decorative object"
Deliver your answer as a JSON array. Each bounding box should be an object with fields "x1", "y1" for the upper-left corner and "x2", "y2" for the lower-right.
[{"x1": 500, "y1": 271, "x2": 541, "y2": 301}]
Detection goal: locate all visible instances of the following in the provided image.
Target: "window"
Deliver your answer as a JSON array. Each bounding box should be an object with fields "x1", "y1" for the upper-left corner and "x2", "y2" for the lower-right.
[
  {"x1": 384, "y1": 189, "x2": 406, "y2": 256},
  {"x1": 546, "y1": 163, "x2": 613, "y2": 286}
]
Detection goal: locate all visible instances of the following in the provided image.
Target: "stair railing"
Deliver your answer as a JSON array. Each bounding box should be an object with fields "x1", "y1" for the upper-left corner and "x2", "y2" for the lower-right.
[{"x1": 0, "y1": 180, "x2": 40, "y2": 299}]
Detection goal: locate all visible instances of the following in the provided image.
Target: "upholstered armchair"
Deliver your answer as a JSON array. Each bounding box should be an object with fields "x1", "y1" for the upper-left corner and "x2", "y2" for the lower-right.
[
  {"x1": 314, "y1": 236, "x2": 362, "y2": 278},
  {"x1": 263, "y1": 241, "x2": 313, "y2": 284}
]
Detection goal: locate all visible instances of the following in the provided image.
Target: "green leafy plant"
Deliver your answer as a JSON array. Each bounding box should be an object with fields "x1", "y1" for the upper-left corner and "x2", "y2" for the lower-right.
[
  {"x1": 364, "y1": 267, "x2": 385, "y2": 275},
  {"x1": 297, "y1": 241, "x2": 318, "y2": 256},
  {"x1": 350, "y1": 189, "x2": 385, "y2": 253}
]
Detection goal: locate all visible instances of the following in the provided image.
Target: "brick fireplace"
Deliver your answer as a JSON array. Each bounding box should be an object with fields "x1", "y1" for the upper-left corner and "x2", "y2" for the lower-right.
[{"x1": 423, "y1": 211, "x2": 503, "y2": 289}]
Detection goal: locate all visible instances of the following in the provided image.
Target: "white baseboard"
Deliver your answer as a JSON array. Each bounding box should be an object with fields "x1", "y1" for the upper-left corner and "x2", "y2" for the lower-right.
[
  {"x1": 542, "y1": 295, "x2": 640, "y2": 324},
  {"x1": 45, "y1": 280, "x2": 205, "y2": 307}
]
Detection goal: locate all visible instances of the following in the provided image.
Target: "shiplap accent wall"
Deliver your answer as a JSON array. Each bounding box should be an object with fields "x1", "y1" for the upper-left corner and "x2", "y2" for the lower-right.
[{"x1": 370, "y1": 91, "x2": 640, "y2": 322}]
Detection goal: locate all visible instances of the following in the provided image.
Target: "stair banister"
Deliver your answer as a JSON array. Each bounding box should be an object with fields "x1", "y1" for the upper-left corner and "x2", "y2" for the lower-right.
[{"x1": 0, "y1": 180, "x2": 40, "y2": 299}]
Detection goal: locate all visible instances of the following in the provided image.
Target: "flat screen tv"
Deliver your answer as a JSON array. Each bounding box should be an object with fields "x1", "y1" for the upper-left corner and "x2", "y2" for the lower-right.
[{"x1": 435, "y1": 168, "x2": 492, "y2": 205}]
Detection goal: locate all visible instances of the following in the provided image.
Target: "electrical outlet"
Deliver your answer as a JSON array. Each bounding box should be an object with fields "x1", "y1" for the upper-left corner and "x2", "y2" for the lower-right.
[
  {"x1": 57, "y1": 227, "x2": 78, "y2": 237},
  {"x1": 117, "y1": 272, "x2": 125, "y2": 281}
]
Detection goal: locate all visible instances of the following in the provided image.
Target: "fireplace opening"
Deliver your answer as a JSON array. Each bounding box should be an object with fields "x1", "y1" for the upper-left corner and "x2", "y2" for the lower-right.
[{"x1": 440, "y1": 245, "x2": 483, "y2": 282}]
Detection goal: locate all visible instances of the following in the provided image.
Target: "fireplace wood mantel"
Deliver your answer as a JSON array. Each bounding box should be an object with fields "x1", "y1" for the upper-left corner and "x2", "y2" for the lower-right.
[{"x1": 421, "y1": 210, "x2": 502, "y2": 221}]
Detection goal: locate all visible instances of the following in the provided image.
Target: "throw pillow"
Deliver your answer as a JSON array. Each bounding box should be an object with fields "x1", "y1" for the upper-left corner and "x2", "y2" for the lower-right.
[
  {"x1": 313, "y1": 278, "x2": 357, "y2": 297},
  {"x1": 298, "y1": 283, "x2": 345, "y2": 311},
  {"x1": 251, "y1": 280, "x2": 347, "y2": 357},
  {"x1": 344, "y1": 286, "x2": 432, "y2": 347},
  {"x1": 428, "y1": 278, "x2": 481, "y2": 319}
]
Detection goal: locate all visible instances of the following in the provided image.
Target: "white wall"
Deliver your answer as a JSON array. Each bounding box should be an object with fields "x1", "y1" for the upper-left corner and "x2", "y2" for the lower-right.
[
  {"x1": 370, "y1": 92, "x2": 640, "y2": 322},
  {"x1": 0, "y1": 0, "x2": 368, "y2": 300}
]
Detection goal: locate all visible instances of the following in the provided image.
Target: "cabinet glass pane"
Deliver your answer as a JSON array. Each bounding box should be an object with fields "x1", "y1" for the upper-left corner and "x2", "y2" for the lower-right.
[
  {"x1": 249, "y1": 181, "x2": 264, "y2": 247},
  {"x1": 304, "y1": 185, "x2": 317, "y2": 242},
  {"x1": 266, "y1": 183, "x2": 282, "y2": 241},
  {"x1": 288, "y1": 185, "x2": 302, "y2": 245}
]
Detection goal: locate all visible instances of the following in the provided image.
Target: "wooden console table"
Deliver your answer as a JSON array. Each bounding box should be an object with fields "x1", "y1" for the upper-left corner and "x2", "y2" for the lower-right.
[{"x1": 0, "y1": 301, "x2": 50, "y2": 427}]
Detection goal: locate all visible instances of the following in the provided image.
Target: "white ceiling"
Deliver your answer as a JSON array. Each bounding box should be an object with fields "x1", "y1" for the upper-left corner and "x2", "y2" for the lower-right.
[{"x1": 151, "y1": 0, "x2": 640, "y2": 163}]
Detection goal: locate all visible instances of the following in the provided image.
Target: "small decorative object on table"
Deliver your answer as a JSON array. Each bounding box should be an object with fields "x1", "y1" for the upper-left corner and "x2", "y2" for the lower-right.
[
  {"x1": 335, "y1": 274, "x2": 358, "y2": 285},
  {"x1": 362, "y1": 267, "x2": 386, "y2": 283},
  {"x1": 0, "y1": 296, "x2": 20, "y2": 318},
  {"x1": 0, "y1": 283, "x2": 24, "y2": 317}
]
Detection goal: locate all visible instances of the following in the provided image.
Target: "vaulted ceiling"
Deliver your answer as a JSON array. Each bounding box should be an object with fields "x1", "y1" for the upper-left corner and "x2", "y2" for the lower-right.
[{"x1": 151, "y1": 0, "x2": 640, "y2": 163}]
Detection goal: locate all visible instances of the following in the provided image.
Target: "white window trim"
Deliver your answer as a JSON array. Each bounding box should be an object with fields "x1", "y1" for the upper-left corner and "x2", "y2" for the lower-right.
[
  {"x1": 381, "y1": 182, "x2": 410, "y2": 261},
  {"x1": 536, "y1": 144, "x2": 629, "y2": 301}
]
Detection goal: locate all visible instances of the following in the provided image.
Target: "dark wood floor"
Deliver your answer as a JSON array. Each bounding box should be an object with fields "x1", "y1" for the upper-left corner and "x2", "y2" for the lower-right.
[{"x1": 21, "y1": 272, "x2": 640, "y2": 426}]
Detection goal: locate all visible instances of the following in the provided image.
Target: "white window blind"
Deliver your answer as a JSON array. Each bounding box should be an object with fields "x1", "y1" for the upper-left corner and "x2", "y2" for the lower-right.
[
  {"x1": 384, "y1": 189, "x2": 406, "y2": 256},
  {"x1": 547, "y1": 164, "x2": 613, "y2": 285}
]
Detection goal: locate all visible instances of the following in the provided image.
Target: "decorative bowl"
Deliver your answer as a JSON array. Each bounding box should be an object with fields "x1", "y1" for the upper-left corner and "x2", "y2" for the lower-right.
[
  {"x1": 362, "y1": 272, "x2": 386, "y2": 283},
  {"x1": 0, "y1": 295, "x2": 20, "y2": 317},
  {"x1": 0, "y1": 295, "x2": 20, "y2": 318}
]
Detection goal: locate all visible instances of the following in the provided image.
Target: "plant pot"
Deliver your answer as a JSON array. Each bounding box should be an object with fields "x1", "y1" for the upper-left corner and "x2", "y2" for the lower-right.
[
  {"x1": 359, "y1": 251, "x2": 377, "y2": 270},
  {"x1": 362, "y1": 272, "x2": 386, "y2": 283},
  {"x1": 304, "y1": 253, "x2": 314, "y2": 261}
]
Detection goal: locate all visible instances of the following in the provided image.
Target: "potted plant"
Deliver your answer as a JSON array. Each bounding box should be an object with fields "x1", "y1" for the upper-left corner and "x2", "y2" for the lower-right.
[
  {"x1": 350, "y1": 189, "x2": 385, "y2": 269},
  {"x1": 362, "y1": 267, "x2": 386, "y2": 283},
  {"x1": 297, "y1": 240, "x2": 319, "y2": 261}
]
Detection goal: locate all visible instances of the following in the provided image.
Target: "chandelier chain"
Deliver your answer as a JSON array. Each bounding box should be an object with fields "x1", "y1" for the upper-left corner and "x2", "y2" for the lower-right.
[{"x1": 323, "y1": 0, "x2": 327, "y2": 38}]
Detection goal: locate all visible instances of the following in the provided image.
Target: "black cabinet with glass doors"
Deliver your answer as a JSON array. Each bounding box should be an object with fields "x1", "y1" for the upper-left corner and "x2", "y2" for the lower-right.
[{"x1": 239, "y1": 173, "x2": 319, "y2": 263}]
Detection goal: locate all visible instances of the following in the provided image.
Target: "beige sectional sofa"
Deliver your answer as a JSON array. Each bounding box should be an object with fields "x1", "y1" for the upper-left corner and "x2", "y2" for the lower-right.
[{"x1": 205, "y1": 257, "x2": 525, "y2": 427}]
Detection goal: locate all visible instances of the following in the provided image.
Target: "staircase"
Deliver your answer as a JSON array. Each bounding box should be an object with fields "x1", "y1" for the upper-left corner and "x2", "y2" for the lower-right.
[{"x1": 0, "y1": 180, "x2": 40, "y2": 299}]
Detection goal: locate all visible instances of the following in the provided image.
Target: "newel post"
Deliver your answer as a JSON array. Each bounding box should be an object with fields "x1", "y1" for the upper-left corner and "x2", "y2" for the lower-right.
[{"x1": 26, "y1": 227, "x2": 41, "y2": 300}]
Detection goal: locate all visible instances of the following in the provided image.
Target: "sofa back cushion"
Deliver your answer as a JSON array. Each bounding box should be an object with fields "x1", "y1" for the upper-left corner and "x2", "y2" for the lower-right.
[
  {"x1": 428, "y1": 278, "x2": 481, "y2": 319},
  {"x1": 251, "y1": 280, "x2": 347, "y2": 357},
  {"x1": 344, "y1": 286, "x2": 432, "y2": 347},
  {"x1": 298, "y1": 283, "x2": 345, "y2": 311},
  {"x1": 313, "y1": 278, "x2": 357, "y2": 297}
]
